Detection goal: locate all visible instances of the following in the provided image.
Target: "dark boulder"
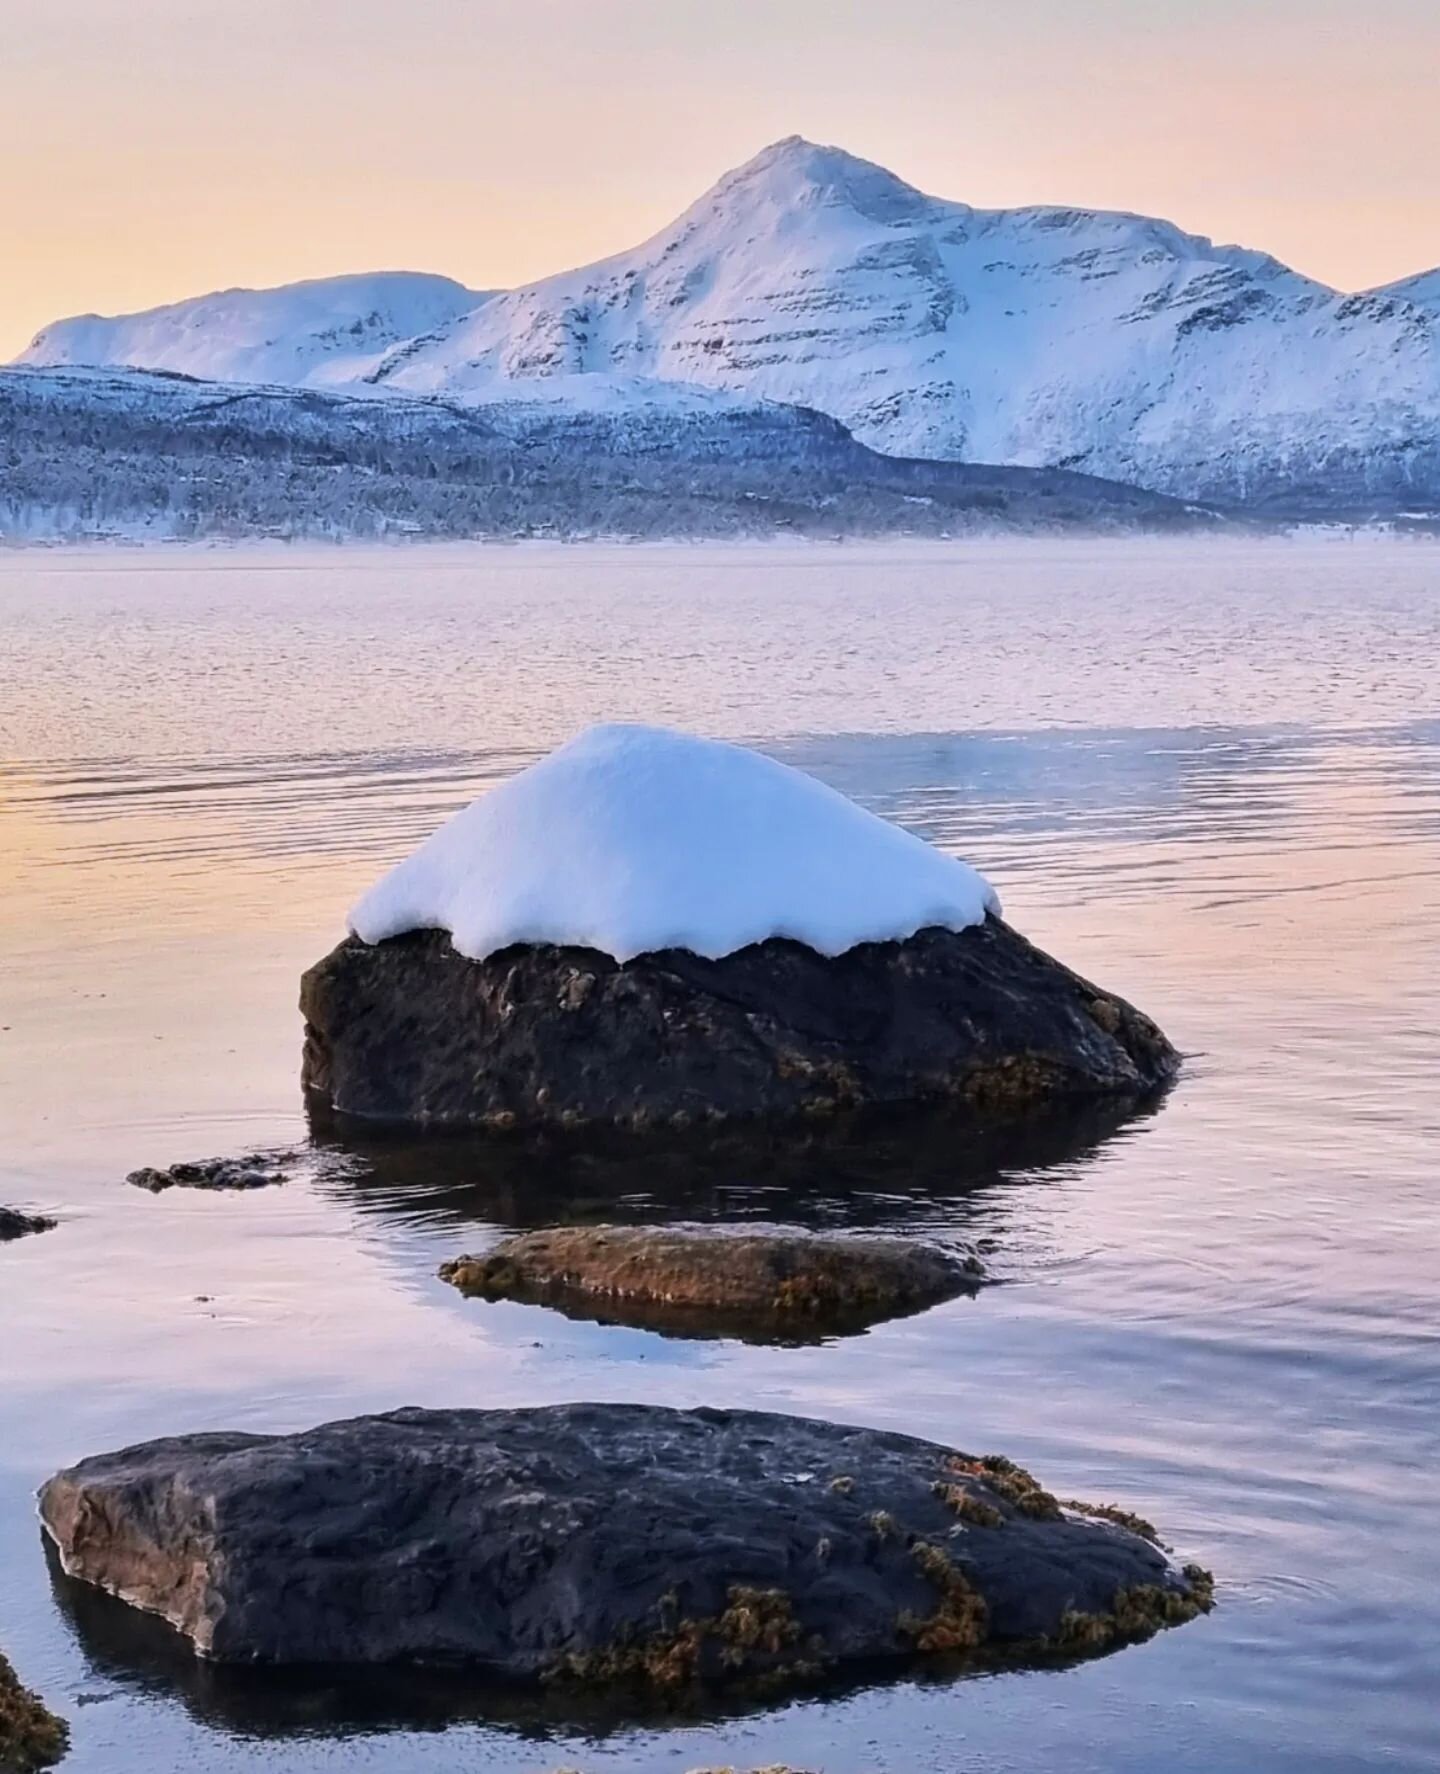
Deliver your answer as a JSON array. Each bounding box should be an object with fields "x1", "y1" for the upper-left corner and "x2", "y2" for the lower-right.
[
  {"x1": 40, "y1": 1404, "x2": 1211, "y2": 1695},
  {"x1": 440, "y1": 1224, "x2": 984, "y2": 1342},
  {"x1": 300, "y1": 917, "x2": 1177, "y2": 1130},
  {"x1": 0, "y1": 1208, "x2": 55, "y2": 1243},
  {"x1": 0, "y1": 1650, "x2": 68, "y2": 1770}
]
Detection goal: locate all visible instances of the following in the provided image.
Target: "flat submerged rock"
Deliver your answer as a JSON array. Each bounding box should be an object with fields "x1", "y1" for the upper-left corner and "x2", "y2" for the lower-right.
[
  {"x1": 40, "y1": 1404, "x2": 1211, "y2": 1697},
  {"x1": 300, "y1": 918, "x2": 1177, "y2": 1130},
  {"x1": 440, "y1": 1224, "x2": 985, "y2": 1342},
  {"x1": 126, "y1": 1152, "x2": 292, "y2": 1193}
]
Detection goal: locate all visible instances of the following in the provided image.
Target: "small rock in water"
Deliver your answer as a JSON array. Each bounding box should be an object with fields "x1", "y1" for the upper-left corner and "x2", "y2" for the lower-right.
[
  {"x1": 0, "y1": 1649, "x2": 69, "y2": 1770},
  {"x1": 0, "y1": 1207, "x2": 56, "y2": 1243},
  {"x1": 126, "y1": 1151, "x2": 293, "y2": 1193},
  {"x1": 440, "y1": 1224, "x2": 985, "y2": 1341},
  {"x1": 39, "y1": 1403, "x2": 1213, "y2": 1696}
]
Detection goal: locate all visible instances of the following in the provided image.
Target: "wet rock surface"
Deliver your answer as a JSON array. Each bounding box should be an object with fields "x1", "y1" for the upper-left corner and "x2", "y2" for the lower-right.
[
  {"x1": 300, "y1": 917, "x2": 1177, "y2": 1130},
  {"x1": 440, "y1": 1225, "x2": 984, "y2": 1342},
  {"x1": 40, "y1": 1404, "x2": 1211, "y2": 1695},
  {"x1": 0, "y1": 1649, "x2": 69, "y2": 1770},
  {"x1": 0, "y1": 1208, "x2": 55, "y2": 1243},
  {"x1": 126, "y1": 1152, "x2": 295, "y2": 1193}
]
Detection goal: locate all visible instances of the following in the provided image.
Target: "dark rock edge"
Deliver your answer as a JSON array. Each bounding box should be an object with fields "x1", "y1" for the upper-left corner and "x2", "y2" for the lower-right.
[{"x1": 0, "y1": 1208, "x2": 56, "y2": 1243}]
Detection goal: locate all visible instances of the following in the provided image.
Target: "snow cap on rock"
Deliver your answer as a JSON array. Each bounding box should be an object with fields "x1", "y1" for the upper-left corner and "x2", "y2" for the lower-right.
[{"x1": 349, "y1": 723, "x2": 1000, "y2": 963}]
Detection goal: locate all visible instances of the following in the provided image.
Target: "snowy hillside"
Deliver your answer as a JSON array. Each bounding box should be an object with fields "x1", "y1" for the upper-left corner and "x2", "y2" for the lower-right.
[
  {"x1": 19, "y1": 271, "x2": 487, "y2": 389},
  {"x1": 17, "y1": 138, "x2": 1440, "y2": 512}
]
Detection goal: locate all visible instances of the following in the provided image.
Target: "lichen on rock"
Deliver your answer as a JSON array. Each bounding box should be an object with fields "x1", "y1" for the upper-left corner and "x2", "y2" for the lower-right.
[
  {"x1": 945, "y1": 1453, "x2": 1064, "y2": 1520},
  {"x1": 1055, "y1": 1565, "x2": 1216, "y2": 1652}
]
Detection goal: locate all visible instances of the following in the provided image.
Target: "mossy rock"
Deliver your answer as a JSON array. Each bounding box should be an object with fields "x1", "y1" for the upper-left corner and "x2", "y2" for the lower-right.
[
  {"x1": 41, "y1": 1404, "x2": 1211, "y2": 1703},
  {"x1": 0, "y1": 1652, "x2": 68, "y2": 1771},
  {"x1": 440, "y1": 1223, "x2": 984, "y2": 1341}
]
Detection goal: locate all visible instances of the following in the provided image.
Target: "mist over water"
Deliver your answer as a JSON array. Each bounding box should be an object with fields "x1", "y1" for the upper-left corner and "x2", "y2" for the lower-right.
[{"x1": 2, "y1": 540, "x2": 1437, "y2": 1773}]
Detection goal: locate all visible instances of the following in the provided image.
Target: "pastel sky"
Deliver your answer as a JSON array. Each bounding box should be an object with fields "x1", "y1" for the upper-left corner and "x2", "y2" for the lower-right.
[{"x1": 4, "y1": 0, "x2": 1438, "y2": 357}]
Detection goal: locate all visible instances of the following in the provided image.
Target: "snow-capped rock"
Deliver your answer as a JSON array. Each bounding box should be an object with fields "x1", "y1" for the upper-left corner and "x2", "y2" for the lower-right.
[
  {"x1": 348, "y1": 722, "x2": 1001, "y2": 963},
  {"x1": 307, "y1": 725, "x2": 1178, "y2": 1128},
  {"x1": 18, "y1": 271, "x2": 487, "y2": 390},
  {"x1": 18, "y1": 138, "x2": 1440, "y2": 511}
]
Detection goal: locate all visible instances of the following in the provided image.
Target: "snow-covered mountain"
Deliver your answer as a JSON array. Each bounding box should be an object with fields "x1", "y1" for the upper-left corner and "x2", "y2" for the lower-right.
[
  {"x1": 17, "y1": 138, "x2": 1440, "y2": 512},
  {"x1": 21, "y1": 271, "x2": 487, "y2": 389}
]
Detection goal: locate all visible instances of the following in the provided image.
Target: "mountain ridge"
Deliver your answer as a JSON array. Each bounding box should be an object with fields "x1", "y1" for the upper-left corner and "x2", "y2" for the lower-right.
[
  {"x1": 16, "y1": 137, "x2": 1440, "y2": 514},
  {"x1": 22, "y1": 270, "x2": 488, "y2": 391}
]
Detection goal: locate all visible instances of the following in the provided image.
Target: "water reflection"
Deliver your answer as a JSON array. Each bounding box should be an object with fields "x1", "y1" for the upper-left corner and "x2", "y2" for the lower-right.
[
  {"x1": 19, "y1": 720, "x2": 1440, "y2": 880},
  {"x1": 311, "y1": 1094, "x2": 1166, "y2": 1239}
]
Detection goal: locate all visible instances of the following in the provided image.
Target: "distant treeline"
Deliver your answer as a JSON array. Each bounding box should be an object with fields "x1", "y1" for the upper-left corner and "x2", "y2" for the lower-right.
[{"x1": 0, "y1": 368, "x2": 1222, "y2": 543}]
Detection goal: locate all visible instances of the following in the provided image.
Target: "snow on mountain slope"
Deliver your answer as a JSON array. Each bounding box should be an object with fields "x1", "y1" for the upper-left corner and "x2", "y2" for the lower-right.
[
  {"x1": 17, "y1": 139, "x2": 1440, "y2": 510},
  {"x1": 1374, "y1": 268, "x2": 1440, "y2": 313},
  {"x1": 19, "y1": 271, "x2": 488, "y2": 389}
]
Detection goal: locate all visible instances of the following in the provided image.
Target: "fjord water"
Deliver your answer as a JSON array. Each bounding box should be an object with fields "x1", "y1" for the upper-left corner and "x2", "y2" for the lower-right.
[{"x1": 1, "y1": 539, "x2": 1437, "y2": 1774}]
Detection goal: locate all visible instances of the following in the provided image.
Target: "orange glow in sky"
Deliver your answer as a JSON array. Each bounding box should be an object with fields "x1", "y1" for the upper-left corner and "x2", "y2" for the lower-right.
[{"x1": 4, "y1": 0, "x2": 1438, "y2": 357}]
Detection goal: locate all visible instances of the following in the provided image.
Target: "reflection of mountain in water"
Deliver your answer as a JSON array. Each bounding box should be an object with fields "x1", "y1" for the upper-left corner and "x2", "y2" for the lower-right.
[
  {"x1": 309, "y1": 1094, "x2": 1164, "y2": 1241},
  {"x1": 33, "y1": 719, "x2": 1440, "y2": 883}
]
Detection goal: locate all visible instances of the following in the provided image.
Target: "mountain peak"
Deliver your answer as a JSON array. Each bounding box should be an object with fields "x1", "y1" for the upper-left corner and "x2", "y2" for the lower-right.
[{"x1": 698, "y1": 135, "x2": 938, "y2": 226}]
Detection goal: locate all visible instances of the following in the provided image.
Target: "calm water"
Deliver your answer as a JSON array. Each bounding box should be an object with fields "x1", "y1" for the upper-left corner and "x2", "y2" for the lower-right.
[{"x1": 1, "y1": 539, "x2": 1437, "y2": 1774}]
